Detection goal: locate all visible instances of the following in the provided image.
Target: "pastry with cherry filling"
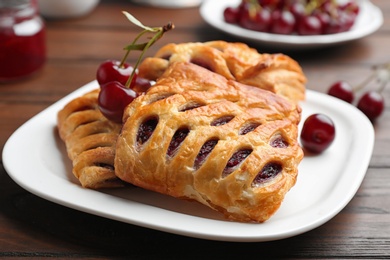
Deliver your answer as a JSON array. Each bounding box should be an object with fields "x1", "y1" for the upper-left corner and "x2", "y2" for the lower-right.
[
  {"x1": 138, "y1": 40, "x2": 306, "y2": 103},
  {"x1": 115, "y1": 62, "x2": 304, "y2": 222},
  {"x1": 57, "y1": 89, "x2": 124, "y2": 189}
]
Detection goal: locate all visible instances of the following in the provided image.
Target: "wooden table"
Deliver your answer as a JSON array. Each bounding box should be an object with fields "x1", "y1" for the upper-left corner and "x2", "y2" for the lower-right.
[{"x1": 1, "y1": 0, "x2": 389, "y2": 258}]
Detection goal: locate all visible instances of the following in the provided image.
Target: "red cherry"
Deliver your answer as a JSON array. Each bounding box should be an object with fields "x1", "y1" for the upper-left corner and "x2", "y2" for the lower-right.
[
  {"x1": 224, "y1": 7, "x2": 240, "y2": 24},
  {"x1": 320, "y1": 1, "x2": 334, "y2": 13},
  {"x1": 259, "y1": 0, "x2": 280, "y2": 7},
  {"x1": 327, "y1": 81, "x2": 354, "y2": 103},
  {"x1": 96, "y1": 60, "x2": 137, "y2": 87},
  {"x1": 323, "y1": 18, "x2": 342, "y2": 34},
  {"x1": 133, "y1": 76, "x2": 153, "y2": 93},
  {"x1": 341, "y1": 1, "x2": 360, "y2": 15},
  {"x1": 289, "y1": 2, "x2": 305, "y2": 21},
  {"x1": 239, "y1": 4, "x2": 271, "y2": 32},
  {"x1": 297, "y1": 15, "x2": 322, "y2": 35},
  {"x1": 338, "y1": 11, "x2": 356, "y2": 32},
  {"x1": 315, "y1": 11, "x2": 331, "y2": 34},
  {"x1": 98, "y1": 81, "x2": 138, "y2": 123},
  {"x1": 300, "y1": 113, "x2": 336, "y2": 154},
  {"x1": 357, "y1": 91, "x2": 384, "y2": 121},
  {"x1": 271, "y1": 10, "x2": 296, "y2": 35}
]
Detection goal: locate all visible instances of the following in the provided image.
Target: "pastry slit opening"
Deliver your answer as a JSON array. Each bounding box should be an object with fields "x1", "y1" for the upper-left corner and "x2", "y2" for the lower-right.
[
  {"x1": 73, "y1": 105, "x2": 96, "y2": 113},
  {"x1": 252, "y1": 162, "x2": 283, "y2": 187},
  {"x1": 72, "y1": 118, "x2": 103, "y2": 134},
  {"x1": 211, "y1": 115, "x2": 234, "y2": 126},
  {"x1": 94, "y1": 162, "x2": 114, "y2": 171},
  {"x1": 84, "y1": 141, "x2": 114, "y2": 152},
  {"x1": 193, "y1": 138, "x2": 219, "y2": 170},
  {"x1": 146, "y1": 93, "x2": 174, "y2": 106},
  {"x1": 270, "y1": 133, "x2": 289, "y2": 148},
  {"x1": 222, "y1": 149, "x2": 252, "y2": 177},
  {"x1": 178, "y1": 102, "x2": 205, "y2": 112},
  {"x1": 136, "y1": 116, "x2": 159, "y2": 148},
  {"x1": 166, "y1": 127, "x2": 190, "y2": 158},
  {"x1": 238, "y1": 122, "x2": 261, "y2": 135}
]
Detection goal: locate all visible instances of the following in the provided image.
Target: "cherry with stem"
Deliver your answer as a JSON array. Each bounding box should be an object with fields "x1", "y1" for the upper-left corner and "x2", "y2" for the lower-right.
[
  {"x1": 327, "y1": 62, "x2": 389, "y2": 121},
  {"x1": 98, "y1": 12, "x2": 174, "y2": 123}
]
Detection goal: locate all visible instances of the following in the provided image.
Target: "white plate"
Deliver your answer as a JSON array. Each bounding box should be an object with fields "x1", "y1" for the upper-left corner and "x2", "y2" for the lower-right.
[
  {"x1": 200, "y1": 0, "x2": 383, "y2": 50},
  {"x1": 3, "y1": 81, "x2": 374, "y2": 242}
]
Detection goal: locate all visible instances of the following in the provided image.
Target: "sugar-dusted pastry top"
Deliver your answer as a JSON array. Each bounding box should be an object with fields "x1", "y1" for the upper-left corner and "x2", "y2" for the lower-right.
[
  {"x1": 138, "y1": 40, "x2": 306, "y2": 103},
  {"x1": 57, "y1": 89, "x2": 124, "y2": 189},
  {"x1": 115, "y1": 62, "x2": 303, "y2": 222}
]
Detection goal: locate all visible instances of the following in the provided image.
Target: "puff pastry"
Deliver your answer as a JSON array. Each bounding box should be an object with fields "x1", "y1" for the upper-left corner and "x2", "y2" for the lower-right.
[
  {"x1": 138, "y1": 40, "x2": 306, "y2": 103},
  {"x1": 115, "y1": 62, "x2": 304, "y2": 222},
  {"x1": 57, "y1": 89, "x2": 124, "y2": 189}
]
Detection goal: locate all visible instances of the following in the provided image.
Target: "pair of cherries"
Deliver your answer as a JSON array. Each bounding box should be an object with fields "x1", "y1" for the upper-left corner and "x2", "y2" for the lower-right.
[
  {"x1": 328, "y1": 81, "x2": 384, "y2": 121},
  {"x1": 301, "y1": 65, "x2": 389, "y2": 154},
  {"x1": 97, "y1": 60, "x2": 152, "y2": 123},
  {"x1": 328, "y1": 63, "x2": 390, "y2": 122},
  {"x1": 95, "y1": 12, "x2": 174, "y2": 123}
]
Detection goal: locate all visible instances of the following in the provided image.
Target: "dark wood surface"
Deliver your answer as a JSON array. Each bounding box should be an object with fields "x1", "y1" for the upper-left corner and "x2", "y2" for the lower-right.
[{"x1": 1, "y1": 0, "x2": 389, "y2": 258}]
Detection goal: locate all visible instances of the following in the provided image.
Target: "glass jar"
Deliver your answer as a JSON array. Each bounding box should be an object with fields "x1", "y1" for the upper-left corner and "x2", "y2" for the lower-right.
[{"x1": 0, "y1": 0, "x2": 46, "y2": 82}]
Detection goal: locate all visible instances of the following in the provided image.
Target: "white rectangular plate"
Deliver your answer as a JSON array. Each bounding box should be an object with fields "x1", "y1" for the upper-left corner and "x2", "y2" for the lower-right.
[{"x1": 3, "y1": 81, "x2": 374, "y2": 242}]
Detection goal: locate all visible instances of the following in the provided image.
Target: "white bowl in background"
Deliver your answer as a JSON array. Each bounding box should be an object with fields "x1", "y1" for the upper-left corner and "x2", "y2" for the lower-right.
[{"x1": 38, "y1": 0, "x2": 100, "y2": 18}]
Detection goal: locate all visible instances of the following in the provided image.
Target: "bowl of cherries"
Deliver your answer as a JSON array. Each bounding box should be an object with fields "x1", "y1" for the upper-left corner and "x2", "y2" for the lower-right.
[{"x1": 200, "y1": 0, "x2": 383, "y2": 49}]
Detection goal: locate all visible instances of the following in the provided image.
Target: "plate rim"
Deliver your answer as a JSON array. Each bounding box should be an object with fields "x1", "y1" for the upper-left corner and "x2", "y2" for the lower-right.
[{"x1": 2, "y1": 81, "x2": 375, "y2": 242}]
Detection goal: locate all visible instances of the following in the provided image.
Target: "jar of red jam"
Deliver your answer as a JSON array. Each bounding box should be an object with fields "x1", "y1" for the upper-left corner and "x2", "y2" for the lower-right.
[{"x1": 0, "y1": 0, "x2": 46, "y2": 82}]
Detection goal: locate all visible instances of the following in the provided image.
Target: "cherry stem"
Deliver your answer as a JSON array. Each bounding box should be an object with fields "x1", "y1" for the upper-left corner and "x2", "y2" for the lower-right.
[
  {"x1": 244, "y1": 0, "x2": 261, "y2": 18},
  {"x1": 354, "y1": 72, "x2": 376, "y2": 92},
  {"x1": 124, "y1": 22, "x2": 174, "y2": 88},
  {"x1": 305, "y1": 0, "x2": 336, "y2": 15},
  {"x1": 118, "y1": 11, "x2": 174, "y2": 88},
  {"x1": 354, "y1": 62, "x2": 390, "y2": 93},
  {"x1": 378, "y1": 81, "x2": 387, "y2": 93},
  {"x1": 119, "y1": 30, "x2": 149, "y2": 68}
]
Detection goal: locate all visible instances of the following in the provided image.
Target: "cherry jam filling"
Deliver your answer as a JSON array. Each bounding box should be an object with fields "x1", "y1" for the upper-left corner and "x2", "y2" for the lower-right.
[
  {"x1": 194, "y1": 139, "x2": 219, "y2": 170},
  {"x1": 252, "y1": 162, "x2": 282, "y2": 186},
  {"x1": 211, "y1": 115, "x2": 234, "y2": 126},
  {"x1": 167, "y1": 127, "x2": 190, "y2": 157},
  {"x1": 222, "y1": 149, "x2": 252, "y2": 177},
  {"x1": 190, "y1": 58, "x2": 214, "y2": 72},
  {"x1": 239, "y1": 122, "x2": 260, "y2": 135},
  {"x1": 137, "y1": 117, "x2": 158, "y2": 146},
  {"x1": 270, "y1": 135, "x2": 289, "y2": 148}
]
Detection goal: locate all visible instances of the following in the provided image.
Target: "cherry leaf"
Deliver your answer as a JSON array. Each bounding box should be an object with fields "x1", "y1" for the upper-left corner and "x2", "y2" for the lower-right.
[
  {"x1": 122, "y1": 11, "x2": 159, "y2": 32},
  {"x1": 123, "y1": 42, "x2": 148, "y2": 51}
]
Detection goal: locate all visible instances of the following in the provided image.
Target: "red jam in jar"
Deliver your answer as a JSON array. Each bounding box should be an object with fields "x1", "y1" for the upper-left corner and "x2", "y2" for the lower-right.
[{"x1": 0, "y1": 0, "x2": 45, "y2": 81}]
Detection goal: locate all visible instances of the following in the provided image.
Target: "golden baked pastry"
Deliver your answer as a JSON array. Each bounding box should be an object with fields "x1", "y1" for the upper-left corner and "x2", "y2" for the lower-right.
[
  {"x1": 138, "y1": 40, "x2": 306, "y2": 103},
  {"x1": 115, "y1": 62, "x2": 303, "y2": 222},
  {"x1": 57, "y1": 89, "x2": 124, "y2": 189}
]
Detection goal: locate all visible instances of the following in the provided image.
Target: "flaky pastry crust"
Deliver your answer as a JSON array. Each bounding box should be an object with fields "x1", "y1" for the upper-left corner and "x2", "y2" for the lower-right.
[
  {"x1": 115, "y1": 62, "x2": 303, "y2": 222},
  {"x1": 138, "y1": 41, "x2": 306, "y2": 102},
  {"x1": 57, "y1": 89, "x2": 124, "y2": 189}
]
